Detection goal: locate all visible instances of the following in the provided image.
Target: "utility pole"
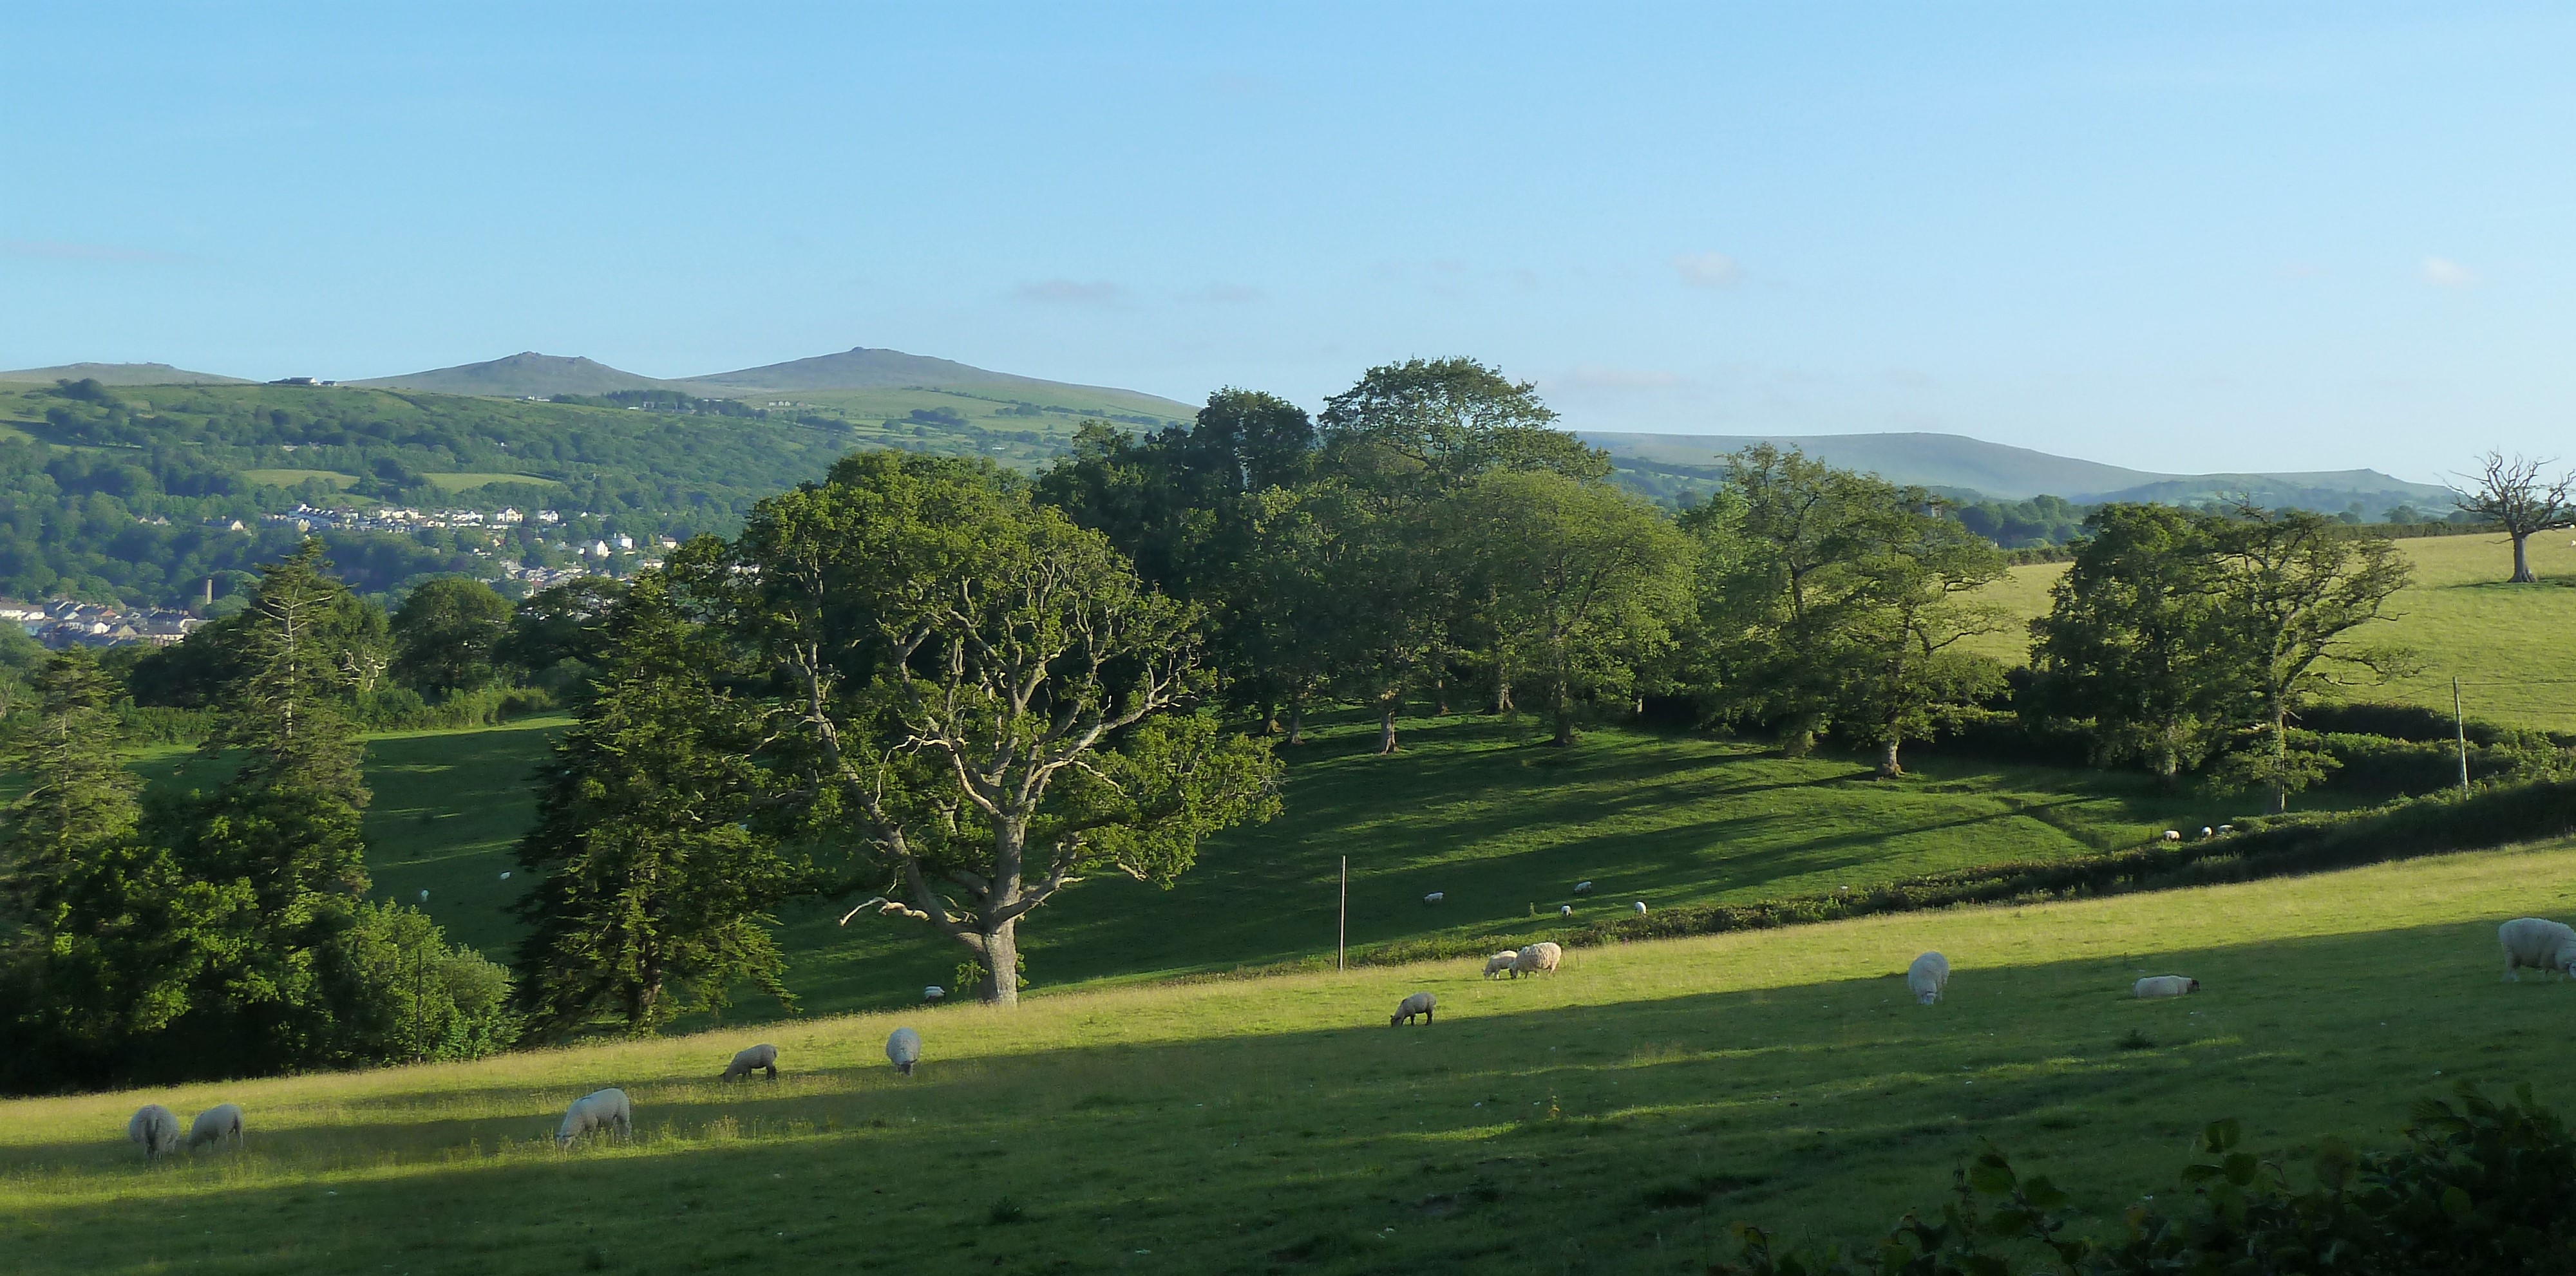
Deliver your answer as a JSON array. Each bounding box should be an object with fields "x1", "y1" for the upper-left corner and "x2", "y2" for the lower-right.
[
  {"x1": 2454, "y1": 677, "x2": 2471, "y2": 798},
  {"x1": 1337, "y1": 856, "x2": 1347, "y2": 973}
]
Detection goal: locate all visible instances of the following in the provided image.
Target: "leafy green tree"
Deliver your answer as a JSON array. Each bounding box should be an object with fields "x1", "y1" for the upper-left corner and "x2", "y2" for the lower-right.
[
  {"x1": 2029, "y1": 504, "x2": 2231, "y2": 783},
  {"x1": 389, "y1": 576, "x2": 513, "y2": 698},
  {"x1": 0, "y1": 652, "x2": 254, "y2": 1088},
  {"x1": 512, "y1": 577, "x2": 803, "y2": 1035},
  {"x1": 493, "y1": 576, "x2": 625, "y2": 699},
  {"x1": 1318, "y1": 357, "x2": 1608, "y2": 493},
  {"x1": 2202, "y1": 505, "x2": 2414, "y2": 812},
  {"x1": 688, "y1": 452, "x2": 1283, "y2": 1006},
  {"x1": 1689, "y1": 446, "x2": 2007, "y2": 776},
  {"x1": 323, "y1": 900, "x2": 520, "y2": 1062},
  {"x1": 1437, "y1": 471, "x2": 1694, "y2": 745}
]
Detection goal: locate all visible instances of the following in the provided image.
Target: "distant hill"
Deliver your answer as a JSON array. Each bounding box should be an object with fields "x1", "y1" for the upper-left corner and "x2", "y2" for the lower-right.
[
  {"x1": 348, "y1": 352, "x2": 681, "y2": 397},
  {"x1": 692, "y1": 346, "x2": 1196, "y2": 418},
  {"x1": 0, "y1": 361, "x2": 252, "y2": 386},
  {"x1": 1580, "y1": 430, "x2": 2456, "y2": 510}
]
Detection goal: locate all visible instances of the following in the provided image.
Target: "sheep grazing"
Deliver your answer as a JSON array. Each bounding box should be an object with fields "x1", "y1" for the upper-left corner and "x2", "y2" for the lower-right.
[
  {"x1": 1559, "y1": 904, "x2": 1573, "y2": 917},
  {"x1": 721, "y1": 1043, "x2": 779, "y2": 1081},
  {"x1": 1906, "y1": 952, "x2": 1951, "y2": 1005},
  {"x1": 2199, "y1": 826, "x2": 2215, "y2": 839},
  {"x1": 1512, "y1": 941, "x2": 1563, "y2": 978},
  {"x1": 1390, "y1": 991, "x2": 1437, "y2": 1027},
  {"x1": 1481, "y1": 951, "x2": 1519, "y2": 979},
  {"x1": 1572, "y1": 880, "x2": 1595, "y2": 896},
  {"x1": 1423, "y1": 892, "x2": 1445, "y2": 905},
  {"x1": 2134, "y1": 975, "x2": 2199, "y2": 999},
  {"x1": 2217, "y1": 823, "x2": 2234, "y2": 834},
  {"x1": 2161, "y1": 830, "x2": 2182, "y2": 842},
  {"x1": 2498, "y1": 917, "x2": 2576, "y2": 982},
  {"x1": 886, "y1": 1026, "x2": 923, "y2": 1076},
  {"x1": 923, "y1": 985, "x2": 947, "y2": 1002},
  {"x1": 127, "y1": 1104, "x2": 180, "y2": 1162},
  {"x1": 1632, "y1": 901, "x2": 1648, "y2": 915},
  {"x1": 555, "y1": 1088, "x2": 631, "y2": 1150},
  {"x1": 187, "y1": 1102, "x2": 243, "y2": 1153}
]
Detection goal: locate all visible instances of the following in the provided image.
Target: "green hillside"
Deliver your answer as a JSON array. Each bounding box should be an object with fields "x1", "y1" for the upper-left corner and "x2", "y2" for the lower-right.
[
  {"x1": 5, "y1": 840, "x2": 2570, "y2": 1274},
  {"x1": 170, "y1": 712, "x2": 2259, "y2": 1022},
  {"x1": 0, "y1": 361, "x2": 251, "y2": 386},
  {"x1": 349, "y1": 352, "x2": 679, "y2": 397}
]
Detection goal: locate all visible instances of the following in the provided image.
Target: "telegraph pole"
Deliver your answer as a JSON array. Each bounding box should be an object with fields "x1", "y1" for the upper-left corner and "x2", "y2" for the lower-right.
[
  {"x1": 1337, "y1": 856, "x2": 1347, "y2": 973},
  {"x1": 2454, "y1": 677, "x2": 2470, "y2": 798}
]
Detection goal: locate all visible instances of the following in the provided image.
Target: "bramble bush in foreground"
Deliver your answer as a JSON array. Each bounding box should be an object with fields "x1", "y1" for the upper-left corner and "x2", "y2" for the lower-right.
[{"x1": 1714, "y1": 1083, "x2": 2576, "y2": 1275}]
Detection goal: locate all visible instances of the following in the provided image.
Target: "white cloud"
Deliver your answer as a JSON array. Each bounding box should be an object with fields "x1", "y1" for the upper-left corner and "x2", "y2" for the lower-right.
[
  {"x1": 1013, "y1": 279, "x2": 1126, "y2": 305},
  {"x1": 2420, "y1": 256, "x2": 2479, "y2": 287},
  {"x1": 1669, "y1": 251, "x2": 1744, "y2": 289}
]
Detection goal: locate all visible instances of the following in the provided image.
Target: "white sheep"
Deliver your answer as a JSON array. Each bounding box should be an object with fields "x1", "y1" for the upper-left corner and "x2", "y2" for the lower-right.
[
  {"x1": 721, "y1": 1043, "x2": 779, "y2": 1081},
  {"x1": 1423, "y1": 892, "x2": 1445, "y2": 905},
  {"x1": 187, "y1": 1102, "x2": 243, "y2": 1153},
  {"x1": 128, "y1": 1104, "x2": 180, "y2": 1162},
  {"x1": 2217, "y1": 823, "x2": 2234, "y2": 834},
  {"x1": 1390, "y1": 991, "x2": 1437, "y2": 1026},
  {"x1": 886, "y1": 1026, "x2": 923, "y2": 1076},
  {"x1": 1511, "y1": 941, "x2": 1563, "y2": 978},
  {"x1": 2498, "y1": 917, "x2": 2576, "y2": 982},
  {"x1": 923, "y1": 985, "x2": 946, "y2": 1002},
  {"x1": 1481, "y1": 951, "x2": 1519, "y2": 979},
  {"x1": 1907, "y1": 952, "x2": 1950, "y2": 1005},
  {"x1": 1632, "y1": 901, "x2": 1647, "y2": 915},
  {"x1": 2200, "y1": 826, "x2": 2215, "y2": 838},
  {"x1": 2134, "y1": 975, "x2": 2199, "y2": 999},
  {"x1": 1558, "y1": 904, "x2": 1573, "y2": 917},
  {"x1": 555, "y1": 1088, "x2": 630, "y2": 1149},
  {"x1": 1572, "y1": 880, "x2": 1594, "y2": 895},
  {"x1": 2161, "y1": 830, "x2": 2182, "y2": 842}
]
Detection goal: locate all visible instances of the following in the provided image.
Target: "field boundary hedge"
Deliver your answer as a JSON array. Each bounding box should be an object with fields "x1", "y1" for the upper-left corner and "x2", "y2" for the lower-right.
[{"x1": 1351, "y1": 777, "x2": 2576, "y2": 967}]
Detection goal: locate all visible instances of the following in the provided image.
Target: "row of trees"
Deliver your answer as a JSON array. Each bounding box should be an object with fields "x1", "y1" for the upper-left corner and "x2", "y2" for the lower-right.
[{"x1": 0, "y1": 544, "x2": 513, "y2": 1091}]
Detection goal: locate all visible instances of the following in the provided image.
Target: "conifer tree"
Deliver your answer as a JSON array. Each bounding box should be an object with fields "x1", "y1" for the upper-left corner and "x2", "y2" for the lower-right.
[{"x1": 513, "y1": 575, "x2": 808, "y2": 1036}]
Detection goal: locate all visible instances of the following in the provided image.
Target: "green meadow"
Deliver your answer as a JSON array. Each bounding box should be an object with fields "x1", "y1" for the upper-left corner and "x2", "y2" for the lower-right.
[
  {"x1": 253, "y1": 713, "x2": 2239, "y2": 1015},
  {"x1": 1965, "y1": 532, "x2": 2576, "y2": 732},
  {"x1": 5, "y1": 841, "x2": 2573, "y2": 1275}
]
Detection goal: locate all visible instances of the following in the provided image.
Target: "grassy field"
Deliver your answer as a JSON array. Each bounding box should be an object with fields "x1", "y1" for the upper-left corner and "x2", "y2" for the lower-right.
[
  {"x1": 6, "y1": 840, "x2": 2575, "y2": 1274},
  {"x1": 265, "y1": 712, "x2": 2237, "y2": 1018},
  {"x1": 420, "y1": 473, "x2": 564, "y2": 493},
  {"x1": 1964, "y1": 532, "x2": 2576, "y2": 731},
  {"x1": 236, "y1": 468, "x2": 359, "y2": 489}
]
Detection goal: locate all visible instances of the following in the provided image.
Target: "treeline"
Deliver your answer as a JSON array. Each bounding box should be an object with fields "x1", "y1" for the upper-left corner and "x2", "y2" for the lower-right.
[{"x1": 0, "y1": 545, "x2": 516, "y2": 1093}]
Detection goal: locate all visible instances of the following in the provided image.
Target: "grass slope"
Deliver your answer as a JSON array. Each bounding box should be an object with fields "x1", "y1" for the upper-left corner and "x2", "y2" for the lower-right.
[
  {"x1": 1962, "y1": 532, "x2": 2576, "y2": 732},
  {"x1": 6, "y1": 841, "x2": 2573, "y2": 1274},
  {"x1": 229, "y1": 713, "x2": 2238, "y2": 1019}
]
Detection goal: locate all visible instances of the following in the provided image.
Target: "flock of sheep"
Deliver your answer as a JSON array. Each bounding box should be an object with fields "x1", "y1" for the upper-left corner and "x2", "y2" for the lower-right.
[
  {"x1": 117, "y1": 911, "x2": 2576, "y2": 1163},
  {"x1": 120, "y1": 1026, "x2": 933, "y2": 1162}
]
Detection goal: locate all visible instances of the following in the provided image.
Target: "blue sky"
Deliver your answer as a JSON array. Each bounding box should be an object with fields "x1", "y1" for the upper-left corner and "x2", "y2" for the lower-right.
[{"x1": 3, "y1": 3, "x2": 2570, "y2": 481}]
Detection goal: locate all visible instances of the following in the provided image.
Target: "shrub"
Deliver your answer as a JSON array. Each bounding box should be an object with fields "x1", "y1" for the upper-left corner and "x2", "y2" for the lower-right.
[{"x1": 1713, "y1": 1083, "x2": 2576, "y2": 1275}]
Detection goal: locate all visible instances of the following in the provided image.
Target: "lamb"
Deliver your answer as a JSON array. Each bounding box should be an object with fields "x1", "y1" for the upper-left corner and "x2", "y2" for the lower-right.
[
  {"x1": 2200, "y1": 826, "x2": 2215, "y2": 839},
  {"x1": 127, "y1": 1104, "x2": 180, "y2": 1162},
  {"x1": 1390, "y1": 991, "x2": 1437, "y2": 1026},
  {"x1": 720, "y1": 1043, "x2": 779, "y2": 1081},
  {"x1": 2161, "y1": 830, "x2": 2182, "y2": 842},
  {"x1": 1511, "y1": 941, "x2": 1563, "y2": 977},
  {"x1": 1572, "y1": 880, "x2": 1595, "y2": 896},
  {"x1": 923, "y1": 985, "x2": 946, "y2": 1002},
  {"x1": 2134, "y1": 975, "x2": 2199, "y2": 999},
  {"x1": 1481, "y1": 951, "x2": 1519, "y2": 979},
  {"x1": 886, "y1": 1026, "x2": 923, "y2": 1076},
  {"x1": 1632, "y1": 901, "x2": 1648, "y2": 915},
  {"x1": 187, "y1": 1102, "x2": 243, "y2": 1153},
  {"x1": 1423, "y1": 892, "x2": 1445, "y2": 905},
  {"x1": 1559, "y1": 904, "x2": 1573, "y2": 917},
  {"x1": 2498, "y1": 917, "x2": 2576, "y2": 982},
  {"x1": 1906, "y1": 952, "x2": 1950, "y2": 1005},
  {"x1": 555, "y1": 1088, "x2": 630, "y2": 1149},
  {"x1": 2217, "y1": 823, "x2": 2234, "y2": 834}
]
